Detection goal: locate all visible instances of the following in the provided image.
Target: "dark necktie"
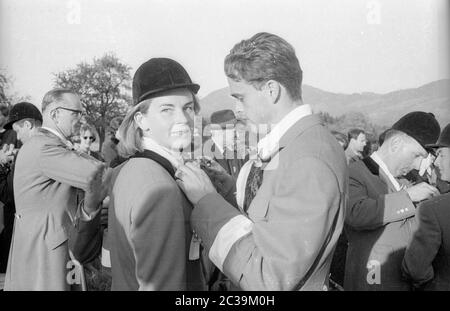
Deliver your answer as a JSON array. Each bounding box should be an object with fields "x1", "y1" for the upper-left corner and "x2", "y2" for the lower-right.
[{"x1": 243, "y1": 162, "x2": 264, "y2": 213}]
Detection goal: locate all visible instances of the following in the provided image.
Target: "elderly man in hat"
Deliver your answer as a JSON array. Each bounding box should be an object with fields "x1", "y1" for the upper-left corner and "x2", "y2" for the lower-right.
[
  {"x1": 176, "y1": 32, "x2": 348, "y2": 290},
  {"x1": 402, "y1": 124, "x2": 450, "y2": 290},
  {"x1": 206, "y1": 109, "x2": 247, "y2": 181},
  {"x1": 0, "y1": 102, "x2": 43, "y2": 274},
  {"x1": 4, "y1": 90, "x2": 109, "y2": 290},
  {"x1": 344, "y1": 111, "x2": 441, "y2": 291}
]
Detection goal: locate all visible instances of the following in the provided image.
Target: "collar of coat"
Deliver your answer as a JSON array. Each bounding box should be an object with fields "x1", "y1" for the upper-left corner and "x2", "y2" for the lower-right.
[
  {"x1": 278, "y1": 113, "x2": 323, "y2": 150},
  {"x1": 362, "y1": 156, "x2": 380, "y2": 176},
  {"x1": 38, "y1": 127, "x2": 75, "y2": 150},
  {"x1": 131, "y1": 149, "x2": 176, "y2": 179}
]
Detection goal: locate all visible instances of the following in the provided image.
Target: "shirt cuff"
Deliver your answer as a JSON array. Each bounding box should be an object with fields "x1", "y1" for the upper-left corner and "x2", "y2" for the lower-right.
[
  {"x1": 79, "y1": 200, "x2": 102, "y2": 221},
  {"x1": 209, "y1": 215, "x2": 253, "y2": 271}
]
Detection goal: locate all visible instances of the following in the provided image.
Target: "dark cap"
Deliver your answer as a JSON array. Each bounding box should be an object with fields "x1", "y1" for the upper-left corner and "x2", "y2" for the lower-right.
[
  {"x1": 427, "y1": 123, "x2": 450, "y2": 148},
  {"x1": 132, "y1": 58, "x2": 200, "y2": 106},
  {"x1": 210, "y1": 109, "x2": 237, "y2": 129},
  {"x1": 4, "y1": 102, "x2": 43, "y2": 130},
  {"x1": 391, "y1": 111, "x2": 440, "y2": 149}
]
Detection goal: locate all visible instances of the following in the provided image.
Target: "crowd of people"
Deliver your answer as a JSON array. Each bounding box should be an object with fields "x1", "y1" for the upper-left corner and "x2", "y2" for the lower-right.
[{"x1": 0, "y1": 32, "x2": 449, "y2": 291}]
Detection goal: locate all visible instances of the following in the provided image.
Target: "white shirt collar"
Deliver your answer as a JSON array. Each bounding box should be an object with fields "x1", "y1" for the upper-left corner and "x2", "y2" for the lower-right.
[
  {"x1": 141, "y1": 136, "x2": 184, "y2": 170},
  {"x1": 257, "y1": 104, "x2": 313, "y2": 161},
  {"x1": 370, "y1": 151, "x2": 403, "y2": 191}
]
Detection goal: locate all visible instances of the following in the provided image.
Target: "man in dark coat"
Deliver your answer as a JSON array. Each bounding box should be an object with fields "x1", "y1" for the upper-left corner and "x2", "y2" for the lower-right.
[
  {"x1": 402, "y1": 124, "x2": 450, "y2": 290},
  {"x1": 345, "y1": 112, "x2": 441, "y2": 291}
]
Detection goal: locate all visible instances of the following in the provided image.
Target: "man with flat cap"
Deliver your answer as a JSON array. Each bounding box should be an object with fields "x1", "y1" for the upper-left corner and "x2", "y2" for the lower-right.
[
  {"x1": 402, "y1": 124, "x2": 450, "y2": 290},
  {"x1": 0, "y1": 102, "x2": 43, "y2": 274},
  {"x1": 345, "y1": 111, "x2": 441, "y2": 291}
]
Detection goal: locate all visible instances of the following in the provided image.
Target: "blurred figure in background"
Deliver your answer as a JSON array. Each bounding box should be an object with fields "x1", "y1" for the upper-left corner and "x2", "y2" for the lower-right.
[
  {"x1": 207, "y1": 109, "x2": 247, "y2": 181},
  {"x1": 345, "y1": 128, "x2": 367, "y2": 163},
  {"x1": 78, "y1": 123, "x2": 103, "y2": 161},
  {"x1": 101, "y1": 117, "x2": 123, "y2": 167},
  {"x1": 0, "y1": 104, "x2": 19, "y2": 149}
]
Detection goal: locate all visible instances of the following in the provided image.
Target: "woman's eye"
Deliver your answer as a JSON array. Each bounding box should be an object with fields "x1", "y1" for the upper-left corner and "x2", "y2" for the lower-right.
[{"x1": 185, "y1": 106, "x2": 193, "y2": 112}]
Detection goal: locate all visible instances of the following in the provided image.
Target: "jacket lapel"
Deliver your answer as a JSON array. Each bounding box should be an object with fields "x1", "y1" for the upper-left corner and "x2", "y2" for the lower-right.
[
  {"x1": 362, "y1": 157, "x2": 398, "y2": 193},
  {"x1": 278, "y1": 114, "x2": 323, "y2": 150}
]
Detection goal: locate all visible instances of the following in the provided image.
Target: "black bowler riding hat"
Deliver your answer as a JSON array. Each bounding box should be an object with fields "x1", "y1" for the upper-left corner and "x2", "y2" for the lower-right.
[
  {"x1": 427, "y1": 123, "x2": 450, "y2": 148},
  {"x1": 132, "y1": 58, "x2": 200, "y2": 106},
  {"x1": 4, "y1": 102, "x2": 43, "y2": 130},
  {"x1": 391, "y1": 111, "x2": 440, "y2": 150}
]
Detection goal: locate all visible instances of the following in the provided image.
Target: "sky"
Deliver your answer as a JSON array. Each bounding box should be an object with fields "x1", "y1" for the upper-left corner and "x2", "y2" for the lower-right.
[{"x1": 0, "y1": 0, "x2": 449, "y2": 107}]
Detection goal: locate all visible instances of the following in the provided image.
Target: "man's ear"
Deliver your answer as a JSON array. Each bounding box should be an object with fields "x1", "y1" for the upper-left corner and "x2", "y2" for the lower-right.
[
  {"x1": 264, "y1": 80, "x2": 281, "y2": 104},
  {"x1": 24, "y1": 120, "x2": 33, "y2": 130},
  {"x1": 389, "y1": 135, "x2": 402, "y2": 153}
]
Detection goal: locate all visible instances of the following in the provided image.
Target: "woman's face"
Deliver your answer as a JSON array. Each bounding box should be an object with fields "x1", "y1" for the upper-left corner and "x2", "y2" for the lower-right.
[
  {"x1": 80, "y1": 129, "x2": 95, "y2": 149},
  {"x1": 136, "y1": 88, "x2": 195, "y2": 151}
]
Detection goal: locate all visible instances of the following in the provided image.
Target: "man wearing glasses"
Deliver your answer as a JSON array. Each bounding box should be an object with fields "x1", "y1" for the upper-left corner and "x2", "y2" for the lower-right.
[{"x1": 4, "y1": 88, "x2": 109, "y2": 290}]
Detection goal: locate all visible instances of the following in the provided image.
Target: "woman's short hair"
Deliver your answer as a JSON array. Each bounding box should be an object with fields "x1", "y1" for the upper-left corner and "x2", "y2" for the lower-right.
[
  {"x1": 224, "y1": 32, "x2": 303, "y2": 101},
  {"x1": 79, "y1": 123, "x2": 97, "y2": 141},
  {"x1": 117, "y1": 89, "x2": 200, "y2": 158}
]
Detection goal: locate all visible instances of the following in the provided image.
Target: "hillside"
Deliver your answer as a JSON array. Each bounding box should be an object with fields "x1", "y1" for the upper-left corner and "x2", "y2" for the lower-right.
[{"x1": 199, "y1": 79, "x2": 450, "y2": 127}]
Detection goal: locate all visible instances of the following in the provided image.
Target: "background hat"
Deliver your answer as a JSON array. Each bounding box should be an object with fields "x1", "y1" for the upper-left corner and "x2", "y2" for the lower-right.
[
  {"x1": 427, "y1": 123, "x2": 450, "y2": 148},
  {"x1": 210, "y1": 109, "x2": 237, "y2": 129},
  {"x1": 4, "y1": 102, "x2": 42, "y2": 130},
  {"x1": 132, "y1": 58, "x2": 200, "y2": 105},
  {"x1": 391, "y1": 111, "x2": 440, "y2": 149}
]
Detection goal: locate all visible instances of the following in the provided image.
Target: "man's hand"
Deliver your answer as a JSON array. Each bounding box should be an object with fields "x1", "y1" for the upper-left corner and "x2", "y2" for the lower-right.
[
  {"x1": 84, "y1": 165, "x2": 112, "y2": 215},
  {"x1": 405, "y1": 182, "x2": 440, "y2": 203},
  {"x1": 199, "y1": 158, "x2": 235, "y2": 198},
  {"x1": 175, "y1": 162, "x2": 217, "y2": 205}
]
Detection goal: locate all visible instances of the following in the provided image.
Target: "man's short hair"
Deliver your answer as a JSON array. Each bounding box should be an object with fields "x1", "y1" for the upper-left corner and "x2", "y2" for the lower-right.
[
  {"x1": 381, "y1": 129, "x2": 408, "y2": 145},
  {"x1": 15, "y1": 117, "x2": 42, "y2": 128},
  {"x1": 347, "y1": 128, "x2": 366, "y2": 141},
  {"x1": 224, "y1": 32, "x2": 303, "y2": 101},
  {"x1": 41, "y1": 88, "x2": 76, "y2": 112}
]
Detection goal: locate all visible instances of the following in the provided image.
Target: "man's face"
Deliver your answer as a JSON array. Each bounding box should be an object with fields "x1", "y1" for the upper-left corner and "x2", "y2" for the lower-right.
[
  {"x1": 434, "y1": 147, "x2": 450, "y2": 182},
  {"x1": 353, "y1": 133, "x2": 367, "y2": 152},
  {"x1": 52, "y1": 93, "x2": 83, "y2": 138},
  {"x1": 138, "y1": 88, "x2": 195, "y2": 151},
  {"x1": 228, "y1": 78, "x2": 272, "y2": 125},
  {"x1": 392, "y1": 136, "x2": 428, "y2": 177}
]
